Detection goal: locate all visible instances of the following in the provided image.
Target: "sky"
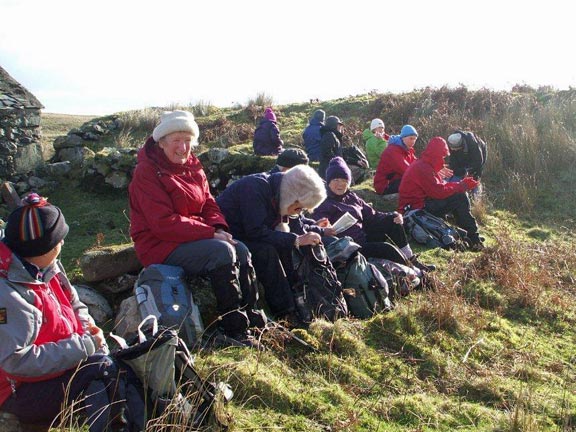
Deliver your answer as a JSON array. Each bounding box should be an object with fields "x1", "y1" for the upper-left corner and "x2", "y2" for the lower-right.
[{"x1": 1, "y1": 0, "x2": 574, "y2": 115}]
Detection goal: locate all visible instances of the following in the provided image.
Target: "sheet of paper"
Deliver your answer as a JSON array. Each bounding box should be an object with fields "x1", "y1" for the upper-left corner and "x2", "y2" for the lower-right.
[{"x1": 331, "y1": 212, "x2": 357, "y2": 234}]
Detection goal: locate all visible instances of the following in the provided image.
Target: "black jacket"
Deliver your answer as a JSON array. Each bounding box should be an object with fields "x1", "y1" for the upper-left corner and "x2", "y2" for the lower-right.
[{"x1": 448, "y1": 131, "x2": 487, "y2": 179}]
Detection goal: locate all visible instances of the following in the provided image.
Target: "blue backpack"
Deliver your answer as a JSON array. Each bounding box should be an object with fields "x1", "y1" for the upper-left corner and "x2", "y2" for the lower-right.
[{"x1": 134, "y1": 264, "x2": 204, "y2": 348}]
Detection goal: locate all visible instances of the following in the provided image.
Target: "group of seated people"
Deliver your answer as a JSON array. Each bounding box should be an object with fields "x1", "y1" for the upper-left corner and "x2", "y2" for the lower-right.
[{"x1": 0, "y1": 108, "x2": 487, "y2": 430}]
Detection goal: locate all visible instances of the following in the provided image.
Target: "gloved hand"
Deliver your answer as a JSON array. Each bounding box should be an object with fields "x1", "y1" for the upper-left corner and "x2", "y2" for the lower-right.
[{"x1": 461, "y1": 176, "x2": 479, "y2": 191}]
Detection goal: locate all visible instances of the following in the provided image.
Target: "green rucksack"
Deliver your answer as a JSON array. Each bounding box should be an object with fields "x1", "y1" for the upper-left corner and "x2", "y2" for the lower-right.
[{"x1": 327, "y1": 237, "x2": 393, "y2": 319}]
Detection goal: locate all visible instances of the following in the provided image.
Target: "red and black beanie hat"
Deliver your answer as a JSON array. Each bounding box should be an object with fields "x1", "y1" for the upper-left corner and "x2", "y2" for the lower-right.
[{"x1": 4, "y1": 193, "x2": 69, "y2": 258}]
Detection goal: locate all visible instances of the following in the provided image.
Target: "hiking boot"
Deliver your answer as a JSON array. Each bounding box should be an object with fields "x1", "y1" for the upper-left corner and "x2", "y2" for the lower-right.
[
  {"x1": 247, "y1": 308, "x2": 268, "y2": 329},
  {"x1": 221, "y1": 331, "x2": 264, "y2": 350},
  {"x1": 409, "y1": 254, "x2": 437, "y2": 272},
  {"x1": 469, "y1": 241, "x2": 485, "y2": 252},
  {"x1": 276, "y1": 311, "x2": 308, "y2": 329}
]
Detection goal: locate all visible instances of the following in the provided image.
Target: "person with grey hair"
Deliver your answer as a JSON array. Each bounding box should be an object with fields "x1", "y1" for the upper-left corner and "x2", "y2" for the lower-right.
[
  {"x1": 216, "y1": 165, "x2": 336, "y2": 325},
  {"x1": 129, "y1": 110, "x2": 267, "y2": 348}
]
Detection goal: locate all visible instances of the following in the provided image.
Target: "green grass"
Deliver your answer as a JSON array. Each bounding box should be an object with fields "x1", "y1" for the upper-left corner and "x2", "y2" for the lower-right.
[{"x1": 29, "y1": 88, "x2": 576, "y2": 431}]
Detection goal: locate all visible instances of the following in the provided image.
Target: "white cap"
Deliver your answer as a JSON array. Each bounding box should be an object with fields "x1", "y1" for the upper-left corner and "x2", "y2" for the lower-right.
[
  {"x1": 447, "y1": 133, "x2": 463, "y2": 150},
  {"x1": 152, "y1": 110, "x2": 200, "y2": 145},
  {"x1": 370, "y1": 118, "x2": 385, "y2": 131}
]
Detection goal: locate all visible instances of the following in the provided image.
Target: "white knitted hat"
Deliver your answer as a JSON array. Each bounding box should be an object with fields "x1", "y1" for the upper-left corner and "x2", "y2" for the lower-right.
[
  {"x1": 279, "y1": 165, "x2": 326, "y2": 216},
  {"x1": 152, "y1": 110, "x2": 200, "y2": 145},
  {"x1": 370, "y1": 118, "x2": 385, "y2": 131},
  {"x1": 447, "y1": 133, "x2": 463, "y2": 150}
]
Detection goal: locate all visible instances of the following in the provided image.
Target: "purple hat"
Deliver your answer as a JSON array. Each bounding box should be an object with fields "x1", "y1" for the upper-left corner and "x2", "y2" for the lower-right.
[
  {"x1": 264, "y1": 108, "x2": 277, "y2": 122},
  {"x1": 325, "y1": 156, "x2": 352, "y2": 183}
]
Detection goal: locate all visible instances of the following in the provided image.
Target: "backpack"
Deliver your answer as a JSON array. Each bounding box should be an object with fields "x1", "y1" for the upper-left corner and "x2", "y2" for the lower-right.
[
  {"x1": 342, "y1": 145, "x2": 370, "y2": 183},
  {"x1": 134, "y1": 264, "x2": 204, "y2": 348},
  {"x1": 367, "y1": 257, "x2": 421, "y2": 302},
  {"x1": 404, "y1": 209, "x2": 468, "y2": 251},
  {"x1": 292, "y1": 243, "x2": 348, "y2": 323},
  {"x1": 111, "y1": 316, "x2": 232, "y2": 429},
  {"x1": 326, "y1": 237, "x2": 392, "y2": 319}
]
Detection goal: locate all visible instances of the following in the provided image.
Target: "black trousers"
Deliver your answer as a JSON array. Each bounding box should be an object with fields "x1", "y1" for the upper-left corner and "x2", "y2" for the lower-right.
[
  {"x1": 424, "y1": 192, "x2": 480, "y2": 242},
  {"x1": 242, "y1": 240, "x2": 296, "y2": 317}
]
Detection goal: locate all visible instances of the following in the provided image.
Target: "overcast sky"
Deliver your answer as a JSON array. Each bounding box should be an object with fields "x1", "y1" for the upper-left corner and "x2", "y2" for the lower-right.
[{"x1": 1, "y1": 0, "x2": 574, "y2": 115}]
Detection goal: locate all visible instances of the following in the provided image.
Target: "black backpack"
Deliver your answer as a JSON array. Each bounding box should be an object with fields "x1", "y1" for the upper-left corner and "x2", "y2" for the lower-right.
[
  {"x1": 292, "y1": 243, "x2": 349, "y2": 323},
  {"x1": 342, "y1": 145, "x2": 370, "y2": 183},
  {"x1": 404, "y1": 209, "x2": 468, "y2": 251}
]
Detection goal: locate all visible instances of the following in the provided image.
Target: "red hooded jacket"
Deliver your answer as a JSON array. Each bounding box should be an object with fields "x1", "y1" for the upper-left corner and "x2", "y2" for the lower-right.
[
  {"x1": 129, "y1": 137, "x2": 229, "y2": 266},
  {"x1": 373, "y1": 141, "x2": 416, "y2": 194},
  {"x1": 398, "y1": 137, "x2": 467, "y2": 212}
]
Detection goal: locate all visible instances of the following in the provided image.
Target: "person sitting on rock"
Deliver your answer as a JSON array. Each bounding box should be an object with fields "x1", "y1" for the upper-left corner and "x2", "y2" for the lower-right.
[
  {"x1": 0, "y1": 193, "x2": 145, "y2": 431},
  {"x1": 129, "y1": 110, "x2": 267, "y2": 348},
  {"x1": 447, "y1": 130, "x2": 488, "y2": 181},
  {"x1": 318, "y1": 115, "x2": 345, "y2": 179},
  {"x1": 373, "y1": 124, "x2": 419, "y2": 196},
  {"x1": 302, "y1": 109, "x2": 325, "y2": 162},
  {"x1": 313, "y1": 157, "x2": 435, "y2": 273},
  {"x1": 253, "y1": 107, "x2": 284, "y2": 156},
  {"x1": 398, "y1": 136, "x2": 484, "y2": 251},
  {"x1": 216, "y1": 165, "x2": 334, "y2": 325},
  {"x1": 363, "y1": 118, "x2": 390, "y2": 168}
]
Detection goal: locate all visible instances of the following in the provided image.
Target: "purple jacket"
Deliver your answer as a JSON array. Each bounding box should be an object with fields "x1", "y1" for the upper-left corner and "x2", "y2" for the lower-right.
[
  {"x1": 312, "y1": 188, "x2": 392, "y2": 245},
  {"x1": 253, "y1": 119, "x2": 284, "y2": 155}
]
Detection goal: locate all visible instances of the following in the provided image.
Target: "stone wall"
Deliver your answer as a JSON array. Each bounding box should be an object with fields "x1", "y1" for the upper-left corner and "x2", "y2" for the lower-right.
[{"x1": 0, "y1": 102, "x2": 43, "y2": 179}]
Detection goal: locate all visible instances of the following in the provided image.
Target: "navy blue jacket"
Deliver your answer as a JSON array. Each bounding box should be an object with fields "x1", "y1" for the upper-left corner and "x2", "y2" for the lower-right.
[
  {"x1": 253, "y1": 119, "x2": 283, "y2": 156},
  {"x1": 216, "y1": 172, "x2": 325, "y2": 250},
  {"x1": 302, "y1": 118, "x2": 324, "y2": 162}
]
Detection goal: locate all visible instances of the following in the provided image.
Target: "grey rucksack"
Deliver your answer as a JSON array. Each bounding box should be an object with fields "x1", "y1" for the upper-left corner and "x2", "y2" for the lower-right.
[{"x1": 134, "y1": 264, "x2": 204, "y2": 348}]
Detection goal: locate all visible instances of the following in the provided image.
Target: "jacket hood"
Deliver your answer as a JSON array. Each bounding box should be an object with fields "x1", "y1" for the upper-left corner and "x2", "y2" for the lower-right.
[
  {"x1": 421, "y1": 137, "x2": 450, "y2": 171},
  {"x1": 388, "y1": 134, "x2": 408, "y2": 149},
  {"x1": 362, "y1": 128, "x2": 374, "y2": 141},
  {"x1": 138, "y1": 136, "x2": 202, "y2": 174}
]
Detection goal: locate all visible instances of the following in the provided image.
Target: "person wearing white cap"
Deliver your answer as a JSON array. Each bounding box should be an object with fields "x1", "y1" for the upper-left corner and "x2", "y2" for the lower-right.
[
  {"x1": 446, "y1": 130, "x2": 488, "y2": 181},
  {"x1": 129, "y1": 110, "x2": 267, "y2": 348},
  {"x1": 363, "y1": 118, "x2": 390, "y2": 168}
]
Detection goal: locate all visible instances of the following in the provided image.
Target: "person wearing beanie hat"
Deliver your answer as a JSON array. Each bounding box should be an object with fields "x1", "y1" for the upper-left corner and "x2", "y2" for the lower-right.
[
  {"x1": 363, "y1": 118, "x2": 390, "y2": 168},
  {"x1": 399, "y1": 137, "x2": 484, "y2": 251},
  {"x1": 318, "y1": 115, "x2": 345, "y2": 180},
  {"x1": 302, "y1": 109, "x2": 326, "y2": 162},
  {"x1": 446, "y1": 130, "x2": 488, "y2": 181},
  {"x1": 373, "y1": 124, "x2": 419, "y2": 196},
  {"x1": 313, "y1": 158, "x2": 436, "y2": 274},
  {"x1": 130, "y1": 111, "x2": 268, "y2": 347},
  {"x1": 273, "y1": 147, "x2": 310, "y2": 172},
  {"x1": 0, "y1": 193, "x2": 146, "y2": 430},
  {"x1": 217, "y1": 165, "x2": 335, "y2": 325},
  {"x1": 253, "y1": 107, "x2": 284, "y2": 156}
]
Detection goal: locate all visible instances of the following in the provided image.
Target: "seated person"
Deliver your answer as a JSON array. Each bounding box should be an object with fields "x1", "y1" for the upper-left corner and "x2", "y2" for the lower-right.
[
  {"x1": 398, "y1": 137, "x2": 484, "y2": 251},
  {"x1": 270, "y1": 147, "x2": 310, "y2": 173},
  {"x1": 253, "y1": 107, "x2": 284, "y2": 156},
  {"x1": 302, "y1": 109, "x2": 325, "y2": 162},
  {"x1": 129, "y1": 110, "x2": 266, "y2": 347},
  {"x1": 447, "y1": 130, "x2": 488, "y2": 180},
  {"x1": 216, "y1": 165, "x2": 333, "y2": 324},
  {"x1": 363, "y1": 118, "x2": 390, "y2": 168},
  {"x1": 313, "y1": 157, "x2": 435, "y2": 273},
  {"x1": 0, "y1": 194, "x2": 144, "y2": 431},
  {"x1": 373, "y1": 124, "x2": 418, "y2": 195},
  {"x1": 319, "y1": 115, "x2": 344, "y2": 179}
]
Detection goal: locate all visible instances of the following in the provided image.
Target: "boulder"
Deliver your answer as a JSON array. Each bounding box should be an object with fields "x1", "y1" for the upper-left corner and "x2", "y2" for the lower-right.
[
  {"x1": 75, "y1": 285, "x2": 113, "y2": 326},
  {"x1": 0, "y1": 411, "x2": 49, "y2": 432},
  {"x1": 113, "y1": 295, "x2": 140, "y2": 340},
  {"x1": 80, "y1": 243, "x2": 142, "y2": 283},
  {"x1": 44, "y1": 161, "x2": 72, "y2": 177}
]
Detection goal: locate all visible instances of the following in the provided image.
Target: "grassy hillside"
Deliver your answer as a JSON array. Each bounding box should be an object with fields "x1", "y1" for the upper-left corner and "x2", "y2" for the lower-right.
[{"x1": 37, "y1": 87, "x2": 576, "y2": 431}]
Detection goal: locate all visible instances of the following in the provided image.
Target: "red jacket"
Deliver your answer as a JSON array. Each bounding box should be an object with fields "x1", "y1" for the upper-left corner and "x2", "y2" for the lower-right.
[
  {"x1": 373, "y1": 141, "x2": 416, "y2": 194},
  {"x1": 398, "y1": 137, "x2": 467, "y2": 212},
  {"x1": 129, "y1": 137, "x2": 229, "y2": 266}
]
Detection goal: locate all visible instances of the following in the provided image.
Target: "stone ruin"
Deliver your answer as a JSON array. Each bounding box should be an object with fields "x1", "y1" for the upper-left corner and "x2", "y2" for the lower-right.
[{"x1": 0, "y1": 65, "x2": 44, "y2": 179}]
